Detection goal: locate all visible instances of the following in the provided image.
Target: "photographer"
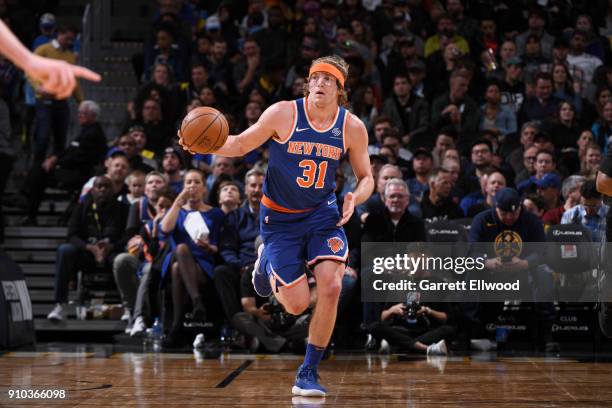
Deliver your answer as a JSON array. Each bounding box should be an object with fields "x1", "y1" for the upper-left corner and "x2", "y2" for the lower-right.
[
  {"x1": 47, "y1": 176, "x2": 129, "y2": 321},
  {"x1": 369, "y1": 297, "x2": 455, "y2": 355},
  {"x1": 232, "y1": 241, "x2": 311, "y2": 353}
]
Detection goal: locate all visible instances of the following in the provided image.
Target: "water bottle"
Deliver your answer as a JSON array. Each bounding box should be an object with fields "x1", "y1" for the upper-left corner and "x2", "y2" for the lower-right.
[
  {"x1": 495, "y1": 326, "x2": 509, "y2": 351},
  {"x1": 143, "y1": 328, "x2": 153, "y2": 349},
  {"x1": 151, "y1": 318, "x2": 163, "y2": 352}
]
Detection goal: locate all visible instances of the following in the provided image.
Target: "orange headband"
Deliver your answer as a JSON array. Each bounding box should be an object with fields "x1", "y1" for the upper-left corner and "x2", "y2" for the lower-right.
[{"x1": 309, "y1": 62, "x2": 345, "y2": 88}]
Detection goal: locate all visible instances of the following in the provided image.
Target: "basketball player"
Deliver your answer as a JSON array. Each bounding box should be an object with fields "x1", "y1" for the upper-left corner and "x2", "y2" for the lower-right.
[
  {"x1": 213, "y1": 55, "x2": 374, "y2": 396},
  {"x1": 0, "y1": 20, "x2": 100, "y2": 98},
  {"x1": 596, "y1": 157, "x2": 612, "y2": 337}
]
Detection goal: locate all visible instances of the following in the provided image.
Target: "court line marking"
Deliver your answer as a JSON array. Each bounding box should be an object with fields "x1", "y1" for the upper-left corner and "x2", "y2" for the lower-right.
[{"x1": 215, "y1": 360, "x2": 252, "y2": 388}]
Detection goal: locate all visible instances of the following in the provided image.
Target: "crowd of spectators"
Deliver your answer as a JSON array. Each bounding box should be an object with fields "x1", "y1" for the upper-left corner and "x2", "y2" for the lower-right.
[{"x1": 2, "y1": 0, "x2": 612, "y2": 352}]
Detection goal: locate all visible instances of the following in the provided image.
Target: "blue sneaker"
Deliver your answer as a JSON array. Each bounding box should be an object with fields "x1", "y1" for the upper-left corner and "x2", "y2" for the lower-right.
[
  {"x1": 292, "y1": 364, "x2": 327, "y2": 397},
  {"x1": 252, "y1": 244, "x2": 272, "y2": 297}
]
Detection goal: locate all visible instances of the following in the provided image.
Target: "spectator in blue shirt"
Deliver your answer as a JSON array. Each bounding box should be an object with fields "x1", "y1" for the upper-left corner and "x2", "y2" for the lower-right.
[
  {"x1": 214, "y1": 168, "x2": 264, "y2": 323},
  {"x1": 561, "y1": 180, "x2": 608, "y2": 243}
]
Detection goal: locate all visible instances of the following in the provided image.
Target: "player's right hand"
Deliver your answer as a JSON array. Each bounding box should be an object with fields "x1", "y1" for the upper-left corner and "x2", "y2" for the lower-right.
[
  {"x1": 337, "y1": 192, "x2": 355, "y2": 226},
  {"x1": 177, "y1": 130, "x2": 197, "y2": 155},
  {"x1": 26, "y1": 54, "x2": 101, "y2": 100}
]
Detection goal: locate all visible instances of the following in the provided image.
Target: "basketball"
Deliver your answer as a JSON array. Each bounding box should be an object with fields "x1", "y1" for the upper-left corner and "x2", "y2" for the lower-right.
[{"x1": 178, "y1": 106, "x2": 229, "y2": 154}]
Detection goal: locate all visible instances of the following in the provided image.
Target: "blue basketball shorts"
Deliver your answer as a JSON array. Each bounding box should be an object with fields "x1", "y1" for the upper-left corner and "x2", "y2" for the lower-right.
[{"x1": 259, "y1": 200, "x2": 348, "y2": 288}]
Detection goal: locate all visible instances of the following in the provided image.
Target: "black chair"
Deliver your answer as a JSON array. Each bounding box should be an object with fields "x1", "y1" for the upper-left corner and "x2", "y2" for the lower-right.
[{"x1": 545, "y1": 223, "x2": 600, "y2": 350}]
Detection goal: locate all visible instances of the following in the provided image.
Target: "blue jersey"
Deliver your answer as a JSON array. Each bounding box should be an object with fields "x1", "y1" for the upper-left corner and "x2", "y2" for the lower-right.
[{"x1": 263, "y1": 97, "x2": 347, "y2": 211}]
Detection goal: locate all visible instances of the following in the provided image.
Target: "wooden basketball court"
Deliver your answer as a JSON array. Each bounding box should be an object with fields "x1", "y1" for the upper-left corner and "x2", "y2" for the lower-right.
[{"x1": 2, "y1": 349, "x2": 612, "y2": 407}]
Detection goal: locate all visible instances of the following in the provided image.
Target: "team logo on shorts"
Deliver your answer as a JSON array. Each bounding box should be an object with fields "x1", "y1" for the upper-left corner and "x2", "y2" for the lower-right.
[{"x1": 327, "y1": 237, "x2": 344, "y2": 254}]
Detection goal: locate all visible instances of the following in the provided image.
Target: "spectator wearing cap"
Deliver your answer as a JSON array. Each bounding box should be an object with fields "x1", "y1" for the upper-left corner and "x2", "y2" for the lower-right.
[
  {"x1": 431, "y1": 69, "x2": 480, "y2": 152},
  {"x1": 535, "y1": 173, "x2": 563, "y2": 214},
  {"x1": 162, "y1": 146, "x2": 185, "y2": 193},
  {"x1": 407, "y1": 60, "x2": 427, "y2": 99},
  {"x1": 468, "y1": 187, "x2": 557, "y2": 351},
  {"x1": 406, "y1": 148, "x2": 434, "y2": 218},
  {"x1": 421, "y1": 167, "x2": 463, "y2": 222},
  {"x1": 561, "y1": 180, "x2": 608, "y2": 242},
  {"x1": 499, "y1": 56, "x2": 526, "y2": 114},
  {"x1": 515, "y1": 8, "x2": 555, "y2": 60},
  {"x1": 566, "y1": 30, "x2": 603, "y2": 86},
  {"x1": 382, "y1": 73, "x2": 429, "y2": 148},
  {"x1": 519, "y1": 72, "x2": 563, "y2": 124},
  {"x1": 32, "y1": 13, "x2": 56, "y2": 53},
  {"x1": 357, "y1": 164, "x2": 402, "y2": 224},
  {"x1": 29, "y1": 25, "x2": 82, "y2": 164},
  {"x1": 542, "y1": 175, "x2": 585, "y2": 226},
  {"x1": 424, "y1": 14, "x2": 469, "y2": 58},
  {"x1": 17, "y1": 100, "x2": 106, "y2": 226},
  {"x1": 517, "y1": 149, "x2": 559, "y2": 195}
]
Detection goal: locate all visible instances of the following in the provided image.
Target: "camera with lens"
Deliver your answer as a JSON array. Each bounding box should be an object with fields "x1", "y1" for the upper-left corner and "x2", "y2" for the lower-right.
[
  {"x1": 265, "y1": 296, "x2": 296, "y2": 332},
  {"x1": 404, "y1": 292, "x2": 420, "y2": 324}
]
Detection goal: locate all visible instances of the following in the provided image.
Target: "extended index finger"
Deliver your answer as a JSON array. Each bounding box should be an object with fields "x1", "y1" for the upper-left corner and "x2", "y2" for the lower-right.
[{"x1": 71, "y1": 65, "x2": 102, "y2": 82}]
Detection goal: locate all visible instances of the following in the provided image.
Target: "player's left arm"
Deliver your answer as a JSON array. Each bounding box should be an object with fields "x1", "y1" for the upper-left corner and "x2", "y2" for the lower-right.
[{"x1": 338, "y1": 113, "x2": 374, "y2": 227}]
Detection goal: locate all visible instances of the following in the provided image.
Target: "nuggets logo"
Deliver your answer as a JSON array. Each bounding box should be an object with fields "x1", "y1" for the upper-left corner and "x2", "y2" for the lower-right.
[
  {"x1": 494, "y1": 230, "x2": 523, "y2": 262},
  {"x1": 327, "y1": 237, "x2": 344, "y2": 254}
]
